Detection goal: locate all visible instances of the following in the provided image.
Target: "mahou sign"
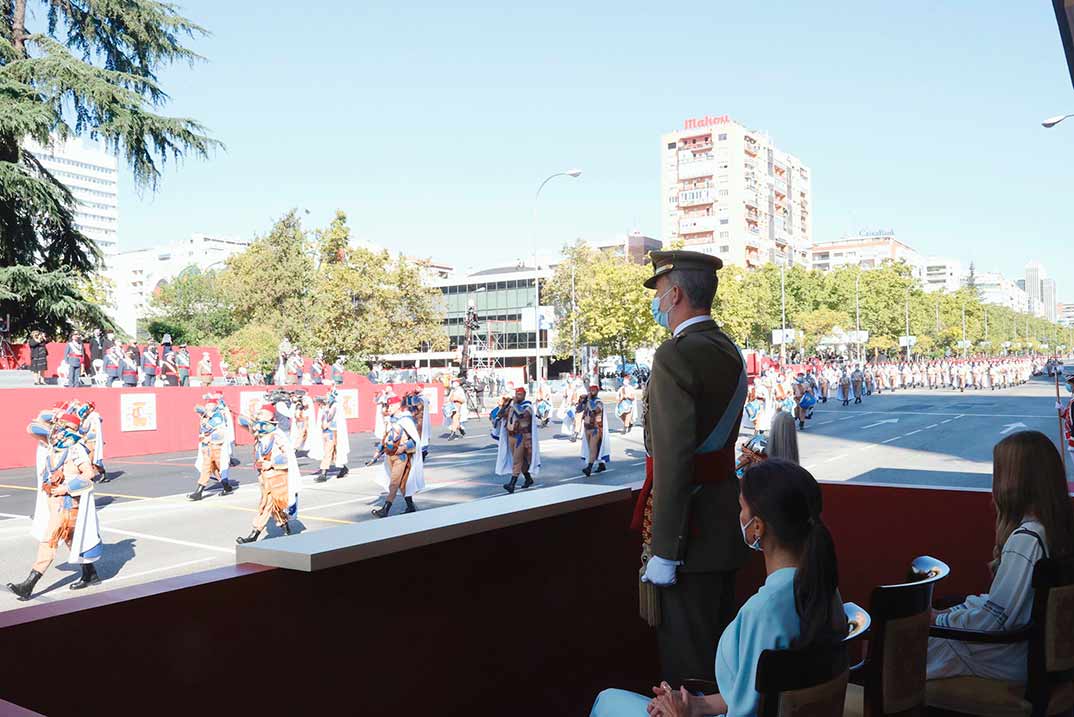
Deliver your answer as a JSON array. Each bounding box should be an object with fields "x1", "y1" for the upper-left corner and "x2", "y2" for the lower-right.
[{"x1": 683, "y1": 114, "x2": 730, "y2": 130}]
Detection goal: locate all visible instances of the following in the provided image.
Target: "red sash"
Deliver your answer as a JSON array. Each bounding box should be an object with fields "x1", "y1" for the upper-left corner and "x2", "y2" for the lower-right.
[{"x1": 630, "y1": 446, "x2": 735, "y2": 532}]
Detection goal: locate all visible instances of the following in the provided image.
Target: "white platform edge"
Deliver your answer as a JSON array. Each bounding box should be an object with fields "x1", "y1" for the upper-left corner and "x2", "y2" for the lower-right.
[{"x1": 236, "y1": 483, "x2": 635, "y2": 572}]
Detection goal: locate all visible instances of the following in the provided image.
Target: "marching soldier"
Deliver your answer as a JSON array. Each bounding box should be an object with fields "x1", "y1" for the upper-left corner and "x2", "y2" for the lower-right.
[
  {"x1": 617, "y1": 376, "x2": 638, "y2": 433},
  {"x1": 369, "y1": 396, "x2": 425, "y2": 517},
  {"x1": 8, "y1": 407, "x2": 103, "y2": 600},
  {"x1": 187, "y1": 395, "x2": 234, "y2": 501},
  {"x1": 447, "y1": 379, "x2": 467, "y2": 439},
  {"x1": 405, "y1": 389, "x2": 431, "y2": 460},
  {"x1": 497, "y1": 386, "x2": 540, "y2": 493},
  {"x1": 635, "y1": 250, "x2": 748, "y2": 687},
  {"x1": 311, "y1": 388, "x2": 350, "y2": 481},
  {"x1": 236, "y1": 404, "x2": 300, "y2": 543},
  {"x1": 580, "y1": 381, "x2": 610, "y2": 476},
  {"x1": 176, "y1": 344, "x2": 191, "y2": 386}
]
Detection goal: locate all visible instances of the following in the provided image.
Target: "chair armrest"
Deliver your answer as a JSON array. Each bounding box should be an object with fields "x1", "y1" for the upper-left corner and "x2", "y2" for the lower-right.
[
  {"x1": 681, "y1": 678, "x2": 718, "y2": 696},
  {"x1": 928, "y1": 623, "x2": 1033, "y2": 644}
]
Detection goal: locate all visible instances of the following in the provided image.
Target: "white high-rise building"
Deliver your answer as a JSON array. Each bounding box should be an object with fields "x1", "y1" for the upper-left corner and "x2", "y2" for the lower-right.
[
  {"x1": 22, "y1": 135, "x2": 119, "y2": 254},
  {"x1": 1041, "y1": 278, "x2": 1057, "y2": 322},
  {"x1": 1058, "y1": 303, "x2": 1074, "y2": 328},
  {"x1": 660, "y1": 115, "x2": 812, "y2": 268},
  {"x1": 923, "y1": 257, "x2": 964, "y2": 293},
  {"x1": 1024, "y1": 262, "x2": 1045, "y2": 317},
  {"x1": 105, "y1": 234, "x2": 249, "y2": 337},
  {"x1": 976, "y1": 272, "x2": 1029, "y2": 313},
  {"x1": 809, "y1": 231, "x2": 923, "y2": 279}
]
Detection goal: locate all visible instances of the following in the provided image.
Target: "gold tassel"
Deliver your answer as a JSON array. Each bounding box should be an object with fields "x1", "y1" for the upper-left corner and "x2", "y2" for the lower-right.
[{"x1": 638, "y1": 549, "x2": 661, "y2": 627}]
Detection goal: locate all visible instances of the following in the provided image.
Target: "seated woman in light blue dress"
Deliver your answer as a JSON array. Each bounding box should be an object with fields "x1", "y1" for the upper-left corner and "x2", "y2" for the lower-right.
[{"x1": 591, "y1": 459, "x2": 845, "y2": 717}]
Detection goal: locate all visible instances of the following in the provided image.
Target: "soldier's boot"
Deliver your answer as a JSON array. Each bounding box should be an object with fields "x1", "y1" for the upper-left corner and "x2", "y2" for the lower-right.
[
  {"x1": 281, "y1": 521, "x2": 292, "y2": 536},
  {"x1": 7, "y1": 570, "x2": 42, "y2": 601},
  {"x1": 404, "y1": 497, "x2": 417, "y2": 513},
  {"x1": 69, "y1": 563, "x2": 100, "y2": 591},
  {"x1": 458, "y1": 426, "x2": 466, "y2": 436},
  {"x1": 315, "y1": 469, "x2": 329, "y2": 483},
  {"x1": 582, "y1": 463, "x2": 593, "y2": 477},
  {"x1": 336, "y1": 465, "x2": 349, "y2": 480},
  {"x1": 522, "y1": 472, "x2": 534, "y2": 488},
  {"x1": 503, "y1": 476, "x2": 518, "y2": 494},
  {"x1": 422, "y1": 449, "x2": 429, "y2": 461},
  {"x1": 595, "y1": 463, "x2": 606, "y2": 474},
  {"x1": 236, "y1": 529, "x2": 261, "y2": 544},
  {"x1": 372, "y1": 502, "x2": 392, "y2": 518},
  {"x1": 219, "y1": 479, "x2": 233, "y2": 495},
  {"x1": 187, "y1": 484, "x2": 205, "y2": 501},
  {"x1": 229, "y1": 456, "x2": 241, "y2": 467}
]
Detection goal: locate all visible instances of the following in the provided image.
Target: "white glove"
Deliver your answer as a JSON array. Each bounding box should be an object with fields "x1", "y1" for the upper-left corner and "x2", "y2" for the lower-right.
[
  {"x1": 642, "y1": 555, "x2": 681, "y2": 586},
  {"x1": 1058, "y1": 401, "x2": 1066, "y2": 411}
]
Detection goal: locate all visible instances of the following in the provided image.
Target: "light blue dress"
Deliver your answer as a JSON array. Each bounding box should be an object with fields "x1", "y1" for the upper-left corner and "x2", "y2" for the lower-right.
[{"x1": 590, "y1": 568, "x2": 802, "y2": 717}]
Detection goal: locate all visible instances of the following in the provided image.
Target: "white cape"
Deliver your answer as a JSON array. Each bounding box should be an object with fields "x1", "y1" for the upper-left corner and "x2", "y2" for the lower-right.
[
  {"x1": 495, "y1": 403, "x2": 541, "y2": 476},
  {"x1": 272, "y1": 429, "x2": 302, "y2": 516},
  {"x1": 374, "y1": 415, "x2": 425, "y2": 496},
  {"x1": 88, "y1": 412, "x2": 105, "y2": 467},
  {"x1": 418, "y1": 400, "x2": 431, "y2": 449},
  {"x1": 580, "y1": 402, "x2": 611, "y2": 464},
  {"x1": 31, "y1": 444, "x2": 102, "y2": 564},
  {"x1": 194, "y1": 414, "x2": 232, "y2": 481}
]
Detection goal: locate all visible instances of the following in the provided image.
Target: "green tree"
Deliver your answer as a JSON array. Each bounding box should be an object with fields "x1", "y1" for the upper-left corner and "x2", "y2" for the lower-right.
[
  {"x1": 0, "y1": 0, "x2": 219, "y2": 337},
  {"x1": 544, "y1": 241, "x2": 665, "y2": 367},
  {"x1": 148, "y1": 266, "x2": 237, "y2": 343},
  {"x1": 220, "y1": 322, "x2": 280, "y2": 375},
  {"x1": 795, "y1": 308, "x2": 851, "y2": 355},
  {"x1": 221, "y1": 211, "x2": 314, "y2": 343}
]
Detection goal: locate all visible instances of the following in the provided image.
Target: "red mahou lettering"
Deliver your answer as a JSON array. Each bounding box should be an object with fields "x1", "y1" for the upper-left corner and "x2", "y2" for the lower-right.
[{"x1": 683, "y1": 114, "x2": 730, "y2": 130}]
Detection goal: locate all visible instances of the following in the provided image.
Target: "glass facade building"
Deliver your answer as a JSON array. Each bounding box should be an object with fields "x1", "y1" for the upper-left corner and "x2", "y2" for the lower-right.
[{"x1": 441, "y1": 275, "x2": 540, "y2": 351}]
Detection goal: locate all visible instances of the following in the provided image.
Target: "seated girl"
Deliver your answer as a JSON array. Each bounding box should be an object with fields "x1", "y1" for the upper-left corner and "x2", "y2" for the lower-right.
[
  {"x1": 591, "y1": 459, "x2": 845, "y2": 717},
  {"x1": 928, "y1": 430, "x2": 1074, "y2": 682}
]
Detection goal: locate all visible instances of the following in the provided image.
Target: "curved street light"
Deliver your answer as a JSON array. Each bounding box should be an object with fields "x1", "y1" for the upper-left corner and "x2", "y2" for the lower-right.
[
  {"x1": 1042, "y1": 113, "x2": 1074, "y2": 128},
  {"x1": 533, "y1": 170, "x2": 582, "y2": 384}
]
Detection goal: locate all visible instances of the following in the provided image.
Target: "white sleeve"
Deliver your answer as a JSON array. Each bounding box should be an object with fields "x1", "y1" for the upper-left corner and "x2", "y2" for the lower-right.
[{"x1": 937, "y1": 532, "x2": 1043, "y2": 632}]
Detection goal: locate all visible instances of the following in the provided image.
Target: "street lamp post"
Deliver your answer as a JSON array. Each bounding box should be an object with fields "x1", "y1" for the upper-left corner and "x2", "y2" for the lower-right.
[
  {"x1": 961, "y1": 302, "x2": 967, "y2": 358},
  {"x1": 1042, "y1": 113, "x2": 1074, "y2": 128},
  {"x1": 533, "y1": 169, "x2": 582, "y2": 384},
  {"x1": 780, "y1": 263, "x2": 787, "y2": 364},
  {"x1": 905, "y1": 288, "x2": 911, "y2": 361},
  {"x1": 855, "y1": 272, "x2": 862, "y2": 363}
]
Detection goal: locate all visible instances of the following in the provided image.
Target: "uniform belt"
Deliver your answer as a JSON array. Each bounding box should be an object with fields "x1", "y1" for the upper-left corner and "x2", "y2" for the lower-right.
[{"x1": 630, "y1": 445, "x2": 734, "y2": 532}]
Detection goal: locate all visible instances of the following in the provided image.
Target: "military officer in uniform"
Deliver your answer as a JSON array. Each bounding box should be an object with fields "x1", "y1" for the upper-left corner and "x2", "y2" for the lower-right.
[{"x1": 634, "y1": 250, "x2": 749, "y2": 688}]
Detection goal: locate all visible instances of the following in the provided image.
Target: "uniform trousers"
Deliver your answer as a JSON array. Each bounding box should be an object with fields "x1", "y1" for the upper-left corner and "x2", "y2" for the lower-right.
[
  {"x1": 252, "y1": 470, "x2": 289, "y2": 530},
  {"x1": 33, "y1": 494, "x2": 80, "y2": 573},
  {"x1": 585, "y1": 427, "x2": 603, "y2": 464},
  {"x1": 197, "y1": 444, "x2": 223, "y2": 486},
  {"x1": 319, "y1": 432, "x2": 339, "y2": 470},
  {"x1": 385, "y1": 452, "x2": 413, "y2": 501},
  {"x1": 510, "y1": 434, "x2": 532, "y2": 475},
  {"x1": 657, "y1": 569, "x2": 738, "y2": 688}
]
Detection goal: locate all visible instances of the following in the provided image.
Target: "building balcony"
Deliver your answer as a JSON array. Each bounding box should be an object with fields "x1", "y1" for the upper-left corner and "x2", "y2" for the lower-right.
[
  {"x1": 679, "y1": 215, "x2": 718, "y2": 234},
  {"x1": 678, "y1": 187, "x2": 714, "y2": 206},
  {"x1": 677, "y1": 158, "x2": 716, "y2": 180}
]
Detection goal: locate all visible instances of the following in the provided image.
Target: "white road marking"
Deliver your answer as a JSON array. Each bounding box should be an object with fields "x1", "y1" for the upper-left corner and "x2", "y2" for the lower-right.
[
  {"x1": 818, "y1": 420, "x2": 835, "y2": 425},
  {"x1": 940, "y1": 419, "x2": 953, "y2": 424},
  {"x1": 839, "y1": 416, "x2": 857, "y2": 421},
  {"x1": 881, "y1": 436, "x2": 902, "y2": 444},
  {"x1": 0, "y1": 512, "x2": 29, "y2": 521},
  {"x1": 905, "y1": 429, "x2": 922, "y2": 436},
  {"x1": 823, "y1": 454, "x2": 847, "y2": 463},
  {"x1": 105, "y1": 557, "x2": 218, "y2": 583},
  {"x1": 101, "y1": 527, "x2": 233, "y2": 554},
  {"x1": 164, "y1": 456, "x2": 197, "y2": 462},
  {"x1": 302, "y1": 495, "x2": 380, "y2": 511},
  {"x1": 925, "y1": 424, "x2": 938, "y2": 429},
  {"x1": 0, "y1": 495, "x2": 9, "y2": 498}
]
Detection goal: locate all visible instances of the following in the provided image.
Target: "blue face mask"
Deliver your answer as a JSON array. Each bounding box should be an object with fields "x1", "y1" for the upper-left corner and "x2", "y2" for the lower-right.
[
  {"x1": 253, "y1": 420, "x2": 275, "y2": 436},
  {"x1": 650, "y1": 288, "x2": 673, "y2": 329},
  {"x1": 740, "y1": 516, "x2": 763, "y2": 552}
]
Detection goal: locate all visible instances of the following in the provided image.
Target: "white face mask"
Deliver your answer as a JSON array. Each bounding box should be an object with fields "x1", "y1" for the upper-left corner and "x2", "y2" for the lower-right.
[{"x1": 740, "y1": 516, "x2": 763, "y2": 552}]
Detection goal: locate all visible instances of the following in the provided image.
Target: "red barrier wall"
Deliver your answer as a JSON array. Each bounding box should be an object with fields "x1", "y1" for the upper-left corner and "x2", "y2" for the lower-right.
[{"x1": 0, "y1": 379, "x2": 444, "y2": 470}]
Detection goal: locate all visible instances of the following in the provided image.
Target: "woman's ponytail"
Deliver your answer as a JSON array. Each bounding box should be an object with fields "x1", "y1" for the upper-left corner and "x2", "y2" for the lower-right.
[{"x1": 794, "y1": 517, "x2": 842, "y2": 647}]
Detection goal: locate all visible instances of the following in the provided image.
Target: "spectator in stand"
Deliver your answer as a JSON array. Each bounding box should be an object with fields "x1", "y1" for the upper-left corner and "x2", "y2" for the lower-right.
[
  {"x1": 88, "y1": 328, "x2": 105, "y2": 376},
  {"x1": 592, "y1": 460, "x2": 844, "y2": 717},
  {"x1": 160, "y1": 333, "x2": 173, "y2": 360},
  {"x1": 121, "y1": 347, "x2": 139, "y2": 387},
  {"x1": 310, "y1": 352, "x2": 325, "y2": 385},
  {"x1": 141, "y1": 340, "x2": 159, "y2": 386},
  {"x1": 102, "y1": 330, "x2": 115, "y2": 355},
  {"x1": 161, "y1": 346, "x2": 179, "y2": 386},
  {"x1": 176, "y1": 344, "x2": 191, "y2": 386},
  {"x1": 928, "y1": 430, "x2": 1074, "y2": 684},
  {"x1": 768, "y1": 411, "x2": 800, "y2": 464},
  {"x1": 28, "y1": 330, "x2": 49, "y2": 385},
  {"x1": 103, "y1": 344, "x2": 122, "y2": 387},
  {"x1": 197, "y1": 351, "x2": 213, "y2": 386},
  {"x1": 63, "y1": 331, "x2": 84, "y2": 386}
]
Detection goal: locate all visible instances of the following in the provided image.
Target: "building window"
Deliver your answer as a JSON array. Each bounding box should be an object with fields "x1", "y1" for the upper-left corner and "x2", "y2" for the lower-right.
[
  {"x1": 667, "y1": 142, "x2": 676, "y2": 149},
  {"x1": 720, "y1": 232, "x2": 729, "y2": 239},
  {"x1": 718, "y1": 133, "x2": 727, "y2": 141},
  {"x1": 719, "y1": 190, "x2": 729, "y2": 196},
  {"x1": 719, "y1": 245, "x2": 730, "y2": 253},
  {"x1": 720, "y1": 219, "x2": 728, "y2": 225}
]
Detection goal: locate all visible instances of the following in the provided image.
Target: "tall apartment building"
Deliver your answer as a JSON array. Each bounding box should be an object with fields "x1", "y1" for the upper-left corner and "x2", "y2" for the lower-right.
[
  {"x1": 1041, "y1": 278, "x2": 1057, "y2": 322},
  {"x1": 591, "y1": 230, "x2": 663, "y2": 264},
  {"x1": 1058, "y1": 303, "x2": 1074, "y2": 328},
  {"x1": 810, "y1": 231, "x2": 922, "y2": 279},
  {"x1": 1024, "y1": 262, "x2": 1045, "y2": 317},
  {"x1": 105, "y1": 234, "x2": 250, "y2": 337},
  {"x1": 661, "y1": 115, "x2": 812, "y2": 268},
  {"x1": 976, "y1": 272, "x2": 1029, "y2": 313},
  {"x1": 922, "y1": 257, "x2": 963, "y2": 293},
  {"x1": 22, "y1": 135, "x2": 119, "y2": 254}
]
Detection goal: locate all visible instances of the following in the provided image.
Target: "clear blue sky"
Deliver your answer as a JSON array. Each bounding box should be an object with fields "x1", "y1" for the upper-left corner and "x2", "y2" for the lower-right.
[{"x1": 118, "y1": 1, "x2": 1074, "y2": 301}]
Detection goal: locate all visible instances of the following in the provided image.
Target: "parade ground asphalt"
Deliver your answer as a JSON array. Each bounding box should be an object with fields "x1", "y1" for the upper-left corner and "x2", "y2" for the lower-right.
[{"x1": 0, "y1": 378, "x2": 1068, "y2": 611}]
